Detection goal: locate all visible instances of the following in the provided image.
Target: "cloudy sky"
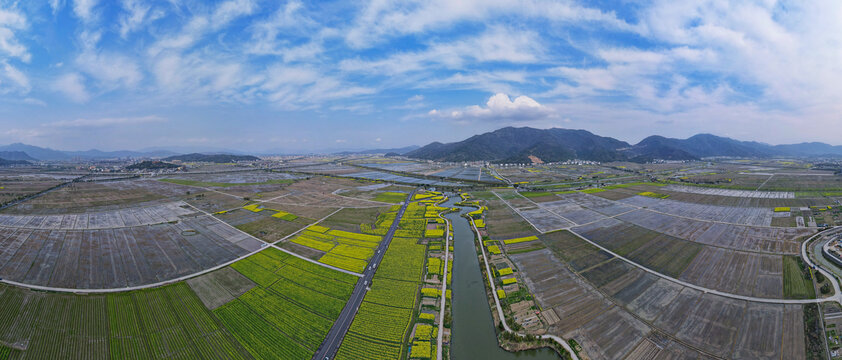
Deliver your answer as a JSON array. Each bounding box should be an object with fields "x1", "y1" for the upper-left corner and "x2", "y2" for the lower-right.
[{"x1": 0, "y1": 0, "x2": 840, "y2": 152}]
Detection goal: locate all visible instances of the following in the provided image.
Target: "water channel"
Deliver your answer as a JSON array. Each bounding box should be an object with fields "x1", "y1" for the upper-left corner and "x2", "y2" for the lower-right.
[{"x1": 443, "y1": 196, "x2": 560, "y2": 360}]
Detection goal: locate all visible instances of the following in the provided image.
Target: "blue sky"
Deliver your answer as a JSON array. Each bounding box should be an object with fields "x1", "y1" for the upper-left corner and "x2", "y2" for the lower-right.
[{"x1": 0, "y1": 0, "x2": 840, "y2": 152}]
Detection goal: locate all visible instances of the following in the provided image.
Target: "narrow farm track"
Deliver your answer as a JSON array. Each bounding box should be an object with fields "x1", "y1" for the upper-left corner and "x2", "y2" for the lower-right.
[
  {"x1": 756, "y1": 173, "x2": 775, "y2": 191},
  {"x1": 0, "y1": 205, "x2": 359, "y2": 293},
  {"x1": 312, "y1": 189, "x2": 417, "y2": 360},
  {"x1": 493, "y1": 189, "x2": 838, "y2": 305},
  {"x1": 491, "y1": 191, "x2": 551, "y2": 231}
]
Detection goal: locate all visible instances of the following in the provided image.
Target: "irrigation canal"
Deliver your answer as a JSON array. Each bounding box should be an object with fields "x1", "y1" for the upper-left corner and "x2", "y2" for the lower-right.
[{"x1": 444, "y1": 196, "x2": 560, "y2": 360}]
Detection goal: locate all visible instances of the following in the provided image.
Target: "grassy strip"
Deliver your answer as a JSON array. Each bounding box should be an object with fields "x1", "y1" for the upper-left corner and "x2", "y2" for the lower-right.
[
  {"x1": 803, "y1": 303, "x2": 828, "y2": 360},
  {"x1": 782, "y1": 255, "x2": 816, "y2": 299},
  {"x1": 373, "y1": 192, "x2": 408, "y2": 203},
  {"x1": 505, "y1": 244, "x2": 547, "y2": 254}
]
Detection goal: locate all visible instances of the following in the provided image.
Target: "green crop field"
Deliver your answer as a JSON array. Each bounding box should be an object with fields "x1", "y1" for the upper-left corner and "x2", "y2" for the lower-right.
[
  {"x1": 783, "y1": 255, "x2": 816, "y2": 299},
  {"x1": 214, "y1": 300, "x2": 312, "y2": 359},
  {"x1": 377, "y1": 237, "x2": 427, "y2": 282},
  {"x1": 221, "y1": 250, "x2": 358, "y2": 359},
  {"x1": 373, "y1": 191, "x2": 409, "y2": 203},
  {"x1": 0, "y1": 281, "x2": 249, "y2": 360},
  {"x1": 0, "y1": 345, "x2": 18, "y2": 360},
  {"x1": 286, "y1": 226, "x2": 384, "y2": 273},
  {"x1": 336, "y1": 203, "x2": 429, "y2": 359}
]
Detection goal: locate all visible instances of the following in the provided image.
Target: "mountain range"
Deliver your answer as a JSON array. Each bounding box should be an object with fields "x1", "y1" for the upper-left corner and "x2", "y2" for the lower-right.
[
  {"x1": 334, "y1": 145, "x2": 420, "y2": 156},
  {"x1": 405, "y1": 127, "x2": 842, "y2": 163},
  {"x1": 4, "y1": 128, "x2": 842, "y2": 164},
  {"x1": 163, "y1": 153, "x2": 261, "y2": 163},
  {"x1": 0, "y1": 143, "x2": 178, "y2": 161}
]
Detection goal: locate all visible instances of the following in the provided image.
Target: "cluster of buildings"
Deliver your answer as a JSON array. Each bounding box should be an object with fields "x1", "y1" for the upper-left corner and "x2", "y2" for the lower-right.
[{"x1": 822, "y1": 236, "x2": 842, "y2": 267}]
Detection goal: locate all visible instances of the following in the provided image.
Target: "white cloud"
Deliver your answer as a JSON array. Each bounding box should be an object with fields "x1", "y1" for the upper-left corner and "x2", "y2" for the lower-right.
[
  {"x1": 260, "y1": 65, "x2": 374, "y2": 109},
  {"x1": 76, "y1": 50, "x2": 142, "y2": 88},
  {"x1": 21, "y1": 97, "x2": 46, "y2": 106},
  {"x1": 0, "y1": 61, "x2": 29, "y2": 93},
  {"x1": 0, "y1": 7, "x2": 29, "y2": 62},
  {"x1": 49, "y1": 0, "x2": 64, "y2": 13},
  {"x1": 152, "y1": 53, "x2": 253, "y2": 102},
  {"x1": 429, "y1": 93, "x2": 555, "y2": 122},
  {"x1": 52, "y1": 73, "x2": 90, "y2": 103},
  {"x1": 148, "y1": 0, "x2": 256, "y2": 55},
  {"x1": 345, "y1": 0, "x2": 636, "y2": 48},
  {"x1": 340, "y1": 26, "x2": 544, "y2": 76},
  {"x1": 118, "y1": 0, "x2": 158, "y2": 38},
  {"x1": 73, "y1": 0, "x2": 99, "y2": 22},
  {"x1": 49, "y1": 115, "x2": 165, "y2": 128},
  {"x1": 246, "y1": 1, "x2": 327, "y2": 60}
]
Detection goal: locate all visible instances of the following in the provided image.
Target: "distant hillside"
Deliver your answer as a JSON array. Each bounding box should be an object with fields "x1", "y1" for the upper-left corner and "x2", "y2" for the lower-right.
[
  {"x1": 621, "y1": 134, "x2": 775, "y2": 160},
  {"x1": 0, "y1": 143, "x2": 180, "y2": 160},
  {"x1": 66, "y1": 149, "x2": 178, "y2": 159},
  {"x1": 163, "y1": 153, "x2": 260, "y2": 163},
  {"x1": 407, "y1": 127, "x2": 842, "y2": 163},
  {"x1": 0, "y1": 151, "x2": 37, "y2": 161},
  {"x1": 406, "y1": 127, "x2": 629, "y2": 163},
  {"x1": 0, "y1": 143, "x2": 69, "y2": 161},
  {"x1": 335, "y1": 145, "x2": 420, "y2": 156},
  {"x1": 772, "y1": 142, "x2": 842, "y2": 156},
  {"x1": 0, "y1": 158, "x2": 30, "y2": 166},
  {"x1": 126, "y1": 161, "x2": 180, "y2": 170}
]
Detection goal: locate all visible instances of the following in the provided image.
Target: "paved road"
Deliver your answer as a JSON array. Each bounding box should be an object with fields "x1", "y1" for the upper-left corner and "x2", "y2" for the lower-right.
[
  {"x1": 312, "y1": 189, "x2": 417, "y2": 360},
  {"x1": 801, "y1": 227, "x2": 842, "y2": 304},
  {"x1": 435, "y1": 197, "x2": 452, "y2": 360}
]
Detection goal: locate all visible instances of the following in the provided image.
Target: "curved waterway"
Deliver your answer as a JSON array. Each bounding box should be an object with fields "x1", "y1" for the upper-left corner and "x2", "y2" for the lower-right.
[{"x1": 443, "y1": 196, "x2": 560, "y2": 360}]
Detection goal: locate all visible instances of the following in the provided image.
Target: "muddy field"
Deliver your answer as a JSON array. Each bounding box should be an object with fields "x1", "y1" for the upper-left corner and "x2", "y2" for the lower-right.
[
  {"x1": 619, "y1": 195, "x2": 775, "y2": 226},
  {"x1": 483, "y1": 199, "x2": 537, "y2": 239},
  {"x1": 0, "y1": 201, "x2": 197, "y2": 230},
  {"x1": 2, "y1": 182, "x2": 169, "y2": 214},
  {"x1": 510, "y1": 247, "x2": 806, "y2": 360},
  {"x1": 0, "y1": 215, "x2": 259, "y2": 289},
  {"x1": 596, "y1": 185, "x2": 830, "y2": 208},
  {"x1": 615, "y1": 210, "x2": 809, "y2": 254},
  {"x1": 0, "y1": 180, "x2": 65, "y2": 204}
]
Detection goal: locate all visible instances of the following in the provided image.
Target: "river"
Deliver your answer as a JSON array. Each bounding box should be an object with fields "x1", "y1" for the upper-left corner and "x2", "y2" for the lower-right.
[{"x1": 444, "y1": 196, "x2": 560, "y2": 360}]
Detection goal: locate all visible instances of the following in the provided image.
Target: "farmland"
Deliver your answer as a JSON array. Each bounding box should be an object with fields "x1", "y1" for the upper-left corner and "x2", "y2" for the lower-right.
[
  {"x1": 455, "y1": 163, "x2": 842, "y2": 360},
  {"x1": 0, "y1": 157, "x2": 839, "y2": 360},
  {"x1": 0, "y1": 281, "x2": 252, "y2": 360},
  {"x1": 0, "y1": 214, "x2": 260, "y2": 289},
  {"x1": 336, "y1": 196, "x2": 440, "y2": 360},
  {"x1": 216, "y1": 248, "x2": 358, "y2": 359},
  {"x1": 508, "y1": 245, "x2": 808, "y2": 359}
]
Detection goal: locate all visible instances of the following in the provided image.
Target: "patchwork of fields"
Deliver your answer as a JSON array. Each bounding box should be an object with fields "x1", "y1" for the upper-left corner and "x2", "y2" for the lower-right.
[
  {"x1": 214, "y1": 248, "x2": 358, "y2": 359},
  {"x1": 0, "y1": 215, "x2": 260, "y2": 289},
  {"x1": 0, "y1": 159, "x2": 837, "y2": 360},
  {"x1": 464, "y1": 178, "x2": 837, "y2": 360},
  {"x1": 511, "y1": 246, "x2": 807, "y2": 359},
  {"x1": 0, "y1": 201, "x2": 197, "y2": 229}
]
